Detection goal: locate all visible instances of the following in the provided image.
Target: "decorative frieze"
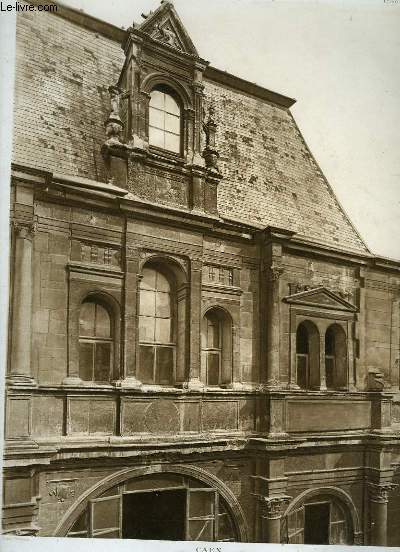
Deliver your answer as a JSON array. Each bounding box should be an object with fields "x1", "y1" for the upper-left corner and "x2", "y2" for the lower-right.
[
  {"x1": 79, "y1": 242, "x2": 121, "y2": 268},
  {"x1": 203, "y1": 264, "x2": 233, "y2": 286}
]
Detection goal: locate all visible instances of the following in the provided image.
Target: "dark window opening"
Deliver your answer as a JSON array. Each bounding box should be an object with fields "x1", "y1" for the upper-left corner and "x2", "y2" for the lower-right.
[
  {"x1": 122, "y1": 489, "x2": 186, "y2": 541},
  {"x1": 304, "y1": 503, "x2": 330, "y2": 545},
  {"x1": 325, "y1": 324, "x2": 348, "y2": 390},
  {"x1": 296, "y1": 321, "x2": 320, "y2": 390}
]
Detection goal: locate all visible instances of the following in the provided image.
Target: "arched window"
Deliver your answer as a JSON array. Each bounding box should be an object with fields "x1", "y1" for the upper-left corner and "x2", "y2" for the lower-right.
[
  {"x1": 139, "y1": 267, "x2": 175, "y2": 385},
  {"x1": 282, "y1": 494, "x2": 353, "y2": 545},
  {"x1": 79, "y1": 299, "x2": 113, "y2": 383},
  {"x1": 325, "y1": 324, "x2": 348, "y2": 390},
  {"x1": 149, "y1": 86, "x2": 181, "y2": 154},
  {"x1": 201, "y1": 308, "x2": 232, "y2": 386},
  {"x1": 296, "y1": 321, "x2": 320, "y2": 389}
]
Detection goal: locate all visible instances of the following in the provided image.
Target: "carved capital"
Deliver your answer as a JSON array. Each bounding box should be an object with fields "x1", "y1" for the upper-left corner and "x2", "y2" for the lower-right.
[
  {"x1": 191, "y1": 259, "x2": 203, "y2": 273},
  {"x1": 257, "y1": 495, "x2": 291, "y2": 519},
  {"x1": 12, "y1": 221, "x2": 36, "y2": 241},
  {"x1": 268, "y1": 264, "x2": 284, "y2": 282},
  {"x1": 367, "y1": 482, "x2": 397, "y2": 504}
]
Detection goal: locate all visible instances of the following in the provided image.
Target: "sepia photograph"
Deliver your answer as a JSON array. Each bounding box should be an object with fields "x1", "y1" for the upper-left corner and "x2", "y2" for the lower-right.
[{"x1": 0, "y1": 0, "x2": 399, "y2": 549}]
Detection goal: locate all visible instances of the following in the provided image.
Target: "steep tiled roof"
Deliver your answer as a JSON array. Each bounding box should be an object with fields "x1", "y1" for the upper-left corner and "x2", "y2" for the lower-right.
[{"x1": 13, "y1": 8, "x2": 368, "y2": 254}]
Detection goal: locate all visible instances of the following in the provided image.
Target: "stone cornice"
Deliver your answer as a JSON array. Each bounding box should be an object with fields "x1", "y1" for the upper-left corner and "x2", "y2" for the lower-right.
[{"x1": 11, "y1": 164, "x2": 400, "y2": 270}]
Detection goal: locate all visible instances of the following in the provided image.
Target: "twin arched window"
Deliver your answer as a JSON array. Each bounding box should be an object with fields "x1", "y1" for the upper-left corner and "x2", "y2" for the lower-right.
[
  {"x1": 296, "y1": 322, "x2": 348, "y2": 390},
  {"x1": 149, "y1": 86, "x2": 181, "y2": 154}
]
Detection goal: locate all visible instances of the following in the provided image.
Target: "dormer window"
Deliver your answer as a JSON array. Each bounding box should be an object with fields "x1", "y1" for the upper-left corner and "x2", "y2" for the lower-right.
[{"x1": 149, "y1": 85, "x2": 181, "y2": 154}]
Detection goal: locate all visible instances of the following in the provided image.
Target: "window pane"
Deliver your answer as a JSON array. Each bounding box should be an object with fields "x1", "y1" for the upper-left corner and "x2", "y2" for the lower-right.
[
  {"x1": 149, "y1": 106, "x2": 164, "y2": 130},
  {"x1": 165, "y1": 112, "x2": 180, "y2": 134},
  {"x1": 139, "y1": 316, "x2": 155, "y2": 342},
  {"x1": 79, "y1": 342, "x2": 93, "y2": 381},
  {"x1": 164, "y1": 132, "x2": 180, "y2": 153},
  {"x1": 217, "y1": 513, "x2": 235, "y2": 542},
  {"x1": 95, "y1": 342, "x2": 111, "y2": 382},
  {"x1": 92, "y1": 497, "x2": 119, "y2": 531},
  {"x1": 156, "y1": 346, "x2": 174, "y2": 384},
  {"x1": 156, "y1": 271, "x2": 170, "y2": 292},
  {"x1": 189, "y1": 490, "x2": 214, "y2": 517},
  {"x1": 156, "y1": 291, "x2": 170, "y2": 317},
  {"x1": 207, "y1": 353, "x2": 220, "y2": 385},
  {"x1": 165, "y1": 93, "x2": 180, "y2": 115},
  {"x1": 139, "y1": 345, "x2": 154, "y2": 383},
  {"x1": 150, "y1": 90, "x2": 165, "y2": 109},
  {"x1": 140, "y1": 290, "x2": 156, "y2": 316},
  {"x1": 207, "y1": 318, "x2": 220, "y2": 348},
  {"x1": 141, "y1": 268, "x2": 157, "y2": 291},
  {"x1": 95, "y1": 304, "x2": 111, "y2": 338},
  {"x1": 149, "y1": 126, "x2": 165, "y2": 148},
  {"x1": 79, "y1": 302, "x2": 95, "y2": 337},
  {"x1": 155, "y1": 318, "x2": 171, "y2": 343},
  {"x1": 188, "y1": 519, "x2": 213, "y2": 541}
]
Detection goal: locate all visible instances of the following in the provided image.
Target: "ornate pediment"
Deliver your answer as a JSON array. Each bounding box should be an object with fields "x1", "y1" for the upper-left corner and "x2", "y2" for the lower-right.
[
  {"x1": 138, "y1": 1, "x2": 198, "y2": 56},
  {"x1": 284, "y1": 286, "x2": 357, "y2": 312}
]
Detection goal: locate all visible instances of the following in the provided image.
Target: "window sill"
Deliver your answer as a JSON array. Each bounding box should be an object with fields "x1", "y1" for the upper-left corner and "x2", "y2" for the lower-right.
[{"x1": 148, "y1": 146, "x2": 185, "y2": 164}]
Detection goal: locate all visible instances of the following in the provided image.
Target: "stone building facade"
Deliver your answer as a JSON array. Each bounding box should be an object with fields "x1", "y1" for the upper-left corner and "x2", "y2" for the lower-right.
[{"x1": 3, "y1": 0, "x2": 400, "y2": 545}]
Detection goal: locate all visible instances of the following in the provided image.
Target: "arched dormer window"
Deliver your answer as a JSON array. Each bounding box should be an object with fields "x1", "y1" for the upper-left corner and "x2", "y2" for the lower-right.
[
  {"x1": 201, "y1": 308, "x2": 232, "y2": 386},
  {"x1": 149, "y1": 85, "x2": 182, "y2": 154},
  {"x1": 79, "y1": 298, "x2": 113, "y2": 383},
  {"x1": 139, "y1": 266, "x2": 176, "y2": 385},
  {"x1": 296, "y1": 321, "x2": 320, "y2": 390},
  {"x1": 325, "y1": 324, "x2": 348, "y2": 390}
]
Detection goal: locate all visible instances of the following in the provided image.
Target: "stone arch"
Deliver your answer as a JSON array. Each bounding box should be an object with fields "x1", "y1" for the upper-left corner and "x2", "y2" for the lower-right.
[
  {"x1": 142, "y1": 72, "x2": 192, "y2": 110},
  {"x1": 283, "y1": 485, "x2": 361, "y2": 541},
  {"x1": 53, "y1": 464, "x2": 249, "y2": 541},
  {"x1": 139, "y1": 252, "x2": 188, "y2": 284}
]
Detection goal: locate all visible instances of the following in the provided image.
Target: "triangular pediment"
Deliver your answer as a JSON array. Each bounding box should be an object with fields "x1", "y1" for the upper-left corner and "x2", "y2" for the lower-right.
[
  {"x1": 284, "y1": 287, "x2": 357, "y2": 312},
  {"x1": 138, "y1": 1, "x2": 198, "y2": 56}
]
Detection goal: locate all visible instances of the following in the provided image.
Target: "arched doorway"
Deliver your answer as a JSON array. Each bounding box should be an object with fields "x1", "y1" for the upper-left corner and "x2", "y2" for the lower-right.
[
  {"x1": 281, "y1": 488, "x2": 360, "y2": 545},
  {"x1": 56, "y1": 465, "x2": 247, "y2": 542}
]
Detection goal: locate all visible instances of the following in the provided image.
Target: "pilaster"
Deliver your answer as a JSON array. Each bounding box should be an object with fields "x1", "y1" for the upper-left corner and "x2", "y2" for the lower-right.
[{"x1": 8, "y1": 221, "x2": 37, "y2": 387}]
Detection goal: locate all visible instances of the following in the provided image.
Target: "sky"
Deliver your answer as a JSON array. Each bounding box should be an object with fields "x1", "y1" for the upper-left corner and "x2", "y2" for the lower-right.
[{"x1": 56, "y1": 0, "x2": 400, "y2": 260}]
